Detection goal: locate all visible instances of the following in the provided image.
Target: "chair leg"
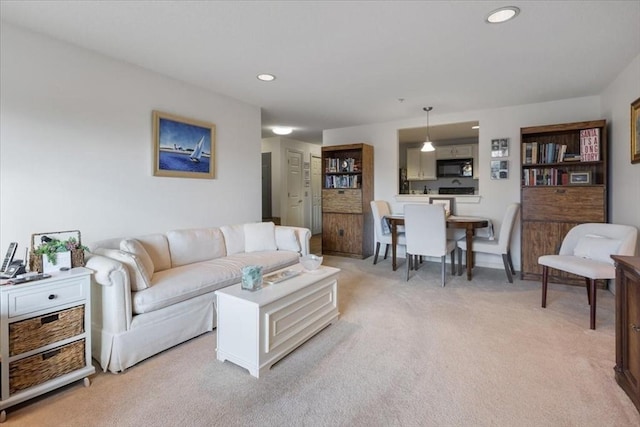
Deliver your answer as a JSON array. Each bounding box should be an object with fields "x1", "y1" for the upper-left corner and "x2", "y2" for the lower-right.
[
  {"x1": 506, "y1": 251, "x2": 515, "y2": 274},
  {"x1": 588, "y1": 278, "x2": 597, "y2": 330},
  {"x1": 373, "y1": 242, "x2": 380, "y2": 265},
  {"x1": 441, "y1": 255, "x2": 446, "y2": 287},
  {"x1": 383, "y1": 244, "x2": 390, "y2": 260},
  {"x1": 457, "y1": 247, "x2": 463, "y2": 276},
  {"x1": 450, "y1": 250, "x2": 455, "y2": 275},
  {"x1": 541, "y1": 266, "x2": 548, "y2": 308},
  {"x1": 502, "y1": 254, "x2": 514, "y2": 283},
  {"x1": 585, "y1": 277, "x2": 591, "y2": 305},
  {"x1": 406, "y1": 252, "x2": 411, "y2": 281}
]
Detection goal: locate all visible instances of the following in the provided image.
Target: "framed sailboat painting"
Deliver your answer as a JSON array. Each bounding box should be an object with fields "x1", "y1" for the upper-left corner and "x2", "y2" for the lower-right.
[{"x1": 152, "y1": 110, "x2": 216, "y2": 179}]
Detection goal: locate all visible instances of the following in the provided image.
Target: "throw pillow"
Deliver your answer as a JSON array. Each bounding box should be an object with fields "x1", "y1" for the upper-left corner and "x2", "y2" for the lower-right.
[
  {"x1": 573, "y1": 234, "x2": 621, "y2": 265},
  {"x1": 244, "y1": 222, "x2": 277, "y2": 253},
  {"x1": 220, "y1": 224, "x2": 246, "y2": 255},
  {"x1": 120, "y1": 239, "x2": 155, "y2": 278},
  {"x1": 275, "y1": 227, "x2": 301, "y2": 252},
  {"x1": 94, "y1": 248, "x2": 152, "y2": 291}
]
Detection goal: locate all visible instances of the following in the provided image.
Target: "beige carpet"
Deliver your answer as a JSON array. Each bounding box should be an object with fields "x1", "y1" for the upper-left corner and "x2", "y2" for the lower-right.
[{"x1": 6, "y1": 256, "x2": 639, "y2": 426}]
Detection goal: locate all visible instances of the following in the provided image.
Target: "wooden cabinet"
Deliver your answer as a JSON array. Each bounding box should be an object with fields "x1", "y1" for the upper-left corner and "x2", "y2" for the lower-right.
[
  {"x1": 406, "y1": 147, "x2": 436, "y2": 180},
  {"x1": 322, "y1": 143, "x2": 373, "y2": 258},
  {"x1": 612, "y1": 256, "x2": 640, "y2": 413},
  {"x1": 436, "y1": 144, "x2": 473, "y2": 159},
  {"x1": 0, "y1": 268, "x2": 94, "y2": 422},
  {"x1": 520, "y1": 120, "x2": 608, "y2": 285}
]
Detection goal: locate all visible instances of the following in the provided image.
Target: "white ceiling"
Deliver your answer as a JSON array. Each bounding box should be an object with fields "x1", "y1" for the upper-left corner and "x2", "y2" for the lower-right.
[{"x1": 1, "y1": 1, "x2": 639, "y2": 143}]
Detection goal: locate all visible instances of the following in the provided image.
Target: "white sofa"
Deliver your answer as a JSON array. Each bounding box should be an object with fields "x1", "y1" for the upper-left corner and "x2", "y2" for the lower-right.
[{"x1": 85, "y1": 222, "x2": 311, "y2": 373}]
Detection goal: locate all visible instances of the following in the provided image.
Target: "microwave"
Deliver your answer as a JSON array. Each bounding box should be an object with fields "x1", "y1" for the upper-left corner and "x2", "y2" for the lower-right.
[{"x1": 437, "y1": 158, "x2": 473, "y2": 178}]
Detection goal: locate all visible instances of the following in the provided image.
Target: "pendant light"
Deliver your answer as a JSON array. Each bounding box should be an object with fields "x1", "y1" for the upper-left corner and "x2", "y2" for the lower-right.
[{"x1": 421, "y1": 106, "x2": 435, "y2": 152}]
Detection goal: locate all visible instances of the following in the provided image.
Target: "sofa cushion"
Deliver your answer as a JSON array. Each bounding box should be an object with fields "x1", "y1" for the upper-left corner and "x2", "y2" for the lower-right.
[
  {"x1": 131, "y1": 250, "x2": 299, "y2": 314},
  {"x1": 166, "y1": 228, "x2": 226, "y2": 268},
  {"x1": 94, "y1": 248, "x2": 153, "y2": 291},
  {"x1": 220, "y1": 224, "x2": 245, "y2": 255},
  {"x1": 119, "y1": 239, "x2": 155, "y2": 276},
  {"x1": 124, "y1": 234, "x2": 171, "y2": 272},
  {"x1": 275, "y1": 227, "x2": 301, "y2": 252},
  {"x1": 244, "y1": 222, "x2": 277, "y2": 252}
]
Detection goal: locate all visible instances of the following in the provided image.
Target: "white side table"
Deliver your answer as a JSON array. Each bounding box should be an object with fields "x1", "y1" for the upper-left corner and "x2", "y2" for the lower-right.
[
  {"x1": 0, "y1": 267, "x2": 95, "y2": 422},
  {"x1": 216, "y1": 265, "x2": 340, "y2": 378}
]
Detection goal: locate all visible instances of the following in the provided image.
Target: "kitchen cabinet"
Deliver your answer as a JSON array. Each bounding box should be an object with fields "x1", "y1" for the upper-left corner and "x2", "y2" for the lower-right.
[
  {"x1": 406, "y1": 147, "x2": 436, "y2": 180},
  {"x1": 436, "y1": 144, "x2": 473, "y2": 160}
]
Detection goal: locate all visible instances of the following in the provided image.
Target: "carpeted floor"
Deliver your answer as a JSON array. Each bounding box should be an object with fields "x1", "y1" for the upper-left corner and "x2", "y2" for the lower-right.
[{"x1": 5, "y1": 255, "x2": 639, "y2": 426}]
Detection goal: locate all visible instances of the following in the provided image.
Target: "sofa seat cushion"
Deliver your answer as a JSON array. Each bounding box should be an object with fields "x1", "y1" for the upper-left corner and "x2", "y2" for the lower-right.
[{"x1": 131, "y1": 250, "x2": 300, "y2": 314}]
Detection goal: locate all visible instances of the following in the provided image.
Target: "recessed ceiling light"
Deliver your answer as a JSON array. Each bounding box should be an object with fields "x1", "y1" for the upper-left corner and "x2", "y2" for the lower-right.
[
  {"x1": 273, "y1": 126, "x2": 292, "y2": 135},
  {"x1": 257, "y1": 73, "x2": 276, "y2": 82},
  {"x1": 486, "y1": 6, "x2": 520, "y2": 24},
  {"x1": 472, "y1": 125, "x2": 480, "y2": 130}
]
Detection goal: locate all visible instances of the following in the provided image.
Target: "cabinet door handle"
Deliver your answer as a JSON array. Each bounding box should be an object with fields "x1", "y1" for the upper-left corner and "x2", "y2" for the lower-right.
[
  {"x1": 41, "y1": 313, "x2": 59, "y2": 325},
  {"x1": 632, "y1": 324, "x2": 640, "y2": 333},
  {"x1": 48, "y1": 294, "x2": 57, "y2": 300}
]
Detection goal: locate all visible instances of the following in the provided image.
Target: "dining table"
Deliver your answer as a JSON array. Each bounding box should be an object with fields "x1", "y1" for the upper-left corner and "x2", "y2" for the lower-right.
[{"x1": 384, "y1": 214, "x2": 489, "y2": 280}]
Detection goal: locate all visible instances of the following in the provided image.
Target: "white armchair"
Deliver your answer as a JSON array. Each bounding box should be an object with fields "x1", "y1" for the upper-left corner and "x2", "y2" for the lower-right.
[
  {"x1": 538, "y1": 223, "x2": 638, "y2": 329},
  {"x1": 370, "y1": 200, "x2": 406, "y2": 265}
]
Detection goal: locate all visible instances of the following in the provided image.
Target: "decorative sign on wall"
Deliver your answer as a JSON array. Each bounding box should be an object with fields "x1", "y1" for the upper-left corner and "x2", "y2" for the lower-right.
[{"x1": 152, "y1": 110, "x2": 216, "y2": 179}]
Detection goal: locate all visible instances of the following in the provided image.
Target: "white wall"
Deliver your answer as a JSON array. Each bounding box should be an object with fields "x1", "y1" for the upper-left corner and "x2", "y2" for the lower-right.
[
  {"x1": 261, "y1": 136, "x2": 321, "y2": 228},
  {"x1": 600, "y1": 53, "x2": 640, "y2": 254},
  {"x1": 0, "y1": 24, "x2": 262, "y2": 253},
  {"x1": 323, "y1": 97, "x2": 604, "y2": 270}
]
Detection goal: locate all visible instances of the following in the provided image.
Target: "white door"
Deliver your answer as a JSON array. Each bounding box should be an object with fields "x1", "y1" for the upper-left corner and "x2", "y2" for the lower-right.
[
  {"x1": 311, "y1": 155, "x2": 322, "y2": 234},
  {"x1": 286, "y1": 149, "x2": 304, "y2": 227}
]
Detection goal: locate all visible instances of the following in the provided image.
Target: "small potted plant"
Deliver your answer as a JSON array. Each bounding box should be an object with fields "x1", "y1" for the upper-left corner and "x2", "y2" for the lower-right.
[{"x1": 33, "y1": 236, "x2": 88, "y2": 272}]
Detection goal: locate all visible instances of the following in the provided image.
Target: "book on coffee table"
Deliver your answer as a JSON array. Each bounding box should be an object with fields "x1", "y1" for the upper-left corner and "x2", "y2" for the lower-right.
[{"x1": 263, "y1": 269, "x2": 300, "y2": 285}]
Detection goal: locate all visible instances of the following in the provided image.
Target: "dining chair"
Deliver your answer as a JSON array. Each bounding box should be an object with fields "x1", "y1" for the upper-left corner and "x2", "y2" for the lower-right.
[
  {"x1": 370, "y1": 200, "x2": 406, "y2": 265},
  {"x1": 456, "y1": 203, "x2": 520, "y2": 283},
  {"x1": 539, "y1": 223, "x2": 637, "y2": 329},
  {"x1": 403, "y1": 204, "x2": 456, "y2": 286}
]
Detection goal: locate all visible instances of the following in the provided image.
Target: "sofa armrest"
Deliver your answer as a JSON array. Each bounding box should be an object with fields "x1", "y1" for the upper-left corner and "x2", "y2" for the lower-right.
[{"x1": 85, "y1": 253, "x2": 133, "y2": 333}]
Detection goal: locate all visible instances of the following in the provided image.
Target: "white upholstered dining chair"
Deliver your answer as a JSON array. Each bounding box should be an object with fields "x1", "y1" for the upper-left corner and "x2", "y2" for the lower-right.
[
  {"x1": 539, "y1": 223, "x2": 638, "y2": 329},
  {"x1": 456, "y1": 203, "x2": 520, "y2": 283},
  {"x1": 403, "y1": 203, "x2": 456, "y2": 286},
  {"x1": 370, "y1": 200, "x2": 406, "y2": 265}
]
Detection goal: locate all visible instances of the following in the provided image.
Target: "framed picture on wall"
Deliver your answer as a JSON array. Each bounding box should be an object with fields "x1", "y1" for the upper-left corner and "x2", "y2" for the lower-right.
[
  {"x1": 152, "y1": 110, "x2": 216, "y2": 179},
  {"x1": 490, "y1": 160, "x2": 509, "y2": 179},
  {"x1": 632, "y1": 96, "x2": 640, "y2": 164},
  {"x1": 491, "y1": 138, "x2": 509, "y2": 158}
]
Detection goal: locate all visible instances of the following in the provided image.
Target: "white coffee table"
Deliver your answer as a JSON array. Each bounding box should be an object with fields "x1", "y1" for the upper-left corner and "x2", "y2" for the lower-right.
[{"x1": 215, "y1": 264, "x2": 340, "y2": 378}]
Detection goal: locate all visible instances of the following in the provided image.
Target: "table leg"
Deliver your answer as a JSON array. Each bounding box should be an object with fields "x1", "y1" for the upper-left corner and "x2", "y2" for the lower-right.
[
  {"x1": 465, "y1": 226, "x2": 474, "y2": 280},
  {"x1": 390, "y1": 220, "x2": 398, "y2": 271}
]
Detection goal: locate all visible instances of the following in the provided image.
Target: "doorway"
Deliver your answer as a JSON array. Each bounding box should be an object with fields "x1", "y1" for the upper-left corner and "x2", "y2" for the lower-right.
[
  {"x1": 261, "y1": 152, "x2": 272, "y2": 221},
  {"x1": 286, "y1": 149, "x2": 304, "y2": 227},
  {"x1": 311, "y1": 155, "x2": 322, "y2": 235}
]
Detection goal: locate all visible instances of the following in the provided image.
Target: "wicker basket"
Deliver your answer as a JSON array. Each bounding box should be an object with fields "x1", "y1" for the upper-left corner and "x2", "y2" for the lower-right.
[
  {"x1": 9, "y1": 339, "x2": 85, "y2": 395},
  {"x1": 9, "y1": 305, "x2": 85, "y2": 356},
  {"x1": 29, "y1": 230, "x2": 85, "y2": 273}
]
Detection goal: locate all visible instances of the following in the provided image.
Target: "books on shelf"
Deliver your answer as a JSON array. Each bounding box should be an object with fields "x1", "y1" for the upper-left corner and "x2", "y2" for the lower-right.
[
  {"x1": 325, "y1": 174, "x2": 360, "y2": 189},
  {"x1": 325, "y1": 157, "x2": 360, "y2": 173},
  {"x1": 521, "y1": 142, "x2": 579, "y2": 164},
  {"x1": 579, "y1": 128, "x2": 600, "y2": 161},
  {"x1": 521, "y1": 167, "x2": 571, "y2": 186}
]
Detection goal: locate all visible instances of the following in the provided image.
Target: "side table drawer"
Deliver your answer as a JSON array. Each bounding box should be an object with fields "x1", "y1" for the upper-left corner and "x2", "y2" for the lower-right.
[
  {"x1": 7, "y1": 279, "x2": 86, "y2": 318},
  {"x1": 9, "y1": 305, "x2": 85, "y2": 356},
  {"x1": 9, "y1": 339, "x2": 85, "y2": 395}
]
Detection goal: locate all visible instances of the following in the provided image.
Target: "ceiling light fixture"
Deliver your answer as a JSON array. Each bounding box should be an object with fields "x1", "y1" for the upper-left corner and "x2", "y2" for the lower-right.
[
  {"x1": 273, "y1": 126, "x2": 292, "y2": 135},
  {"x1": 486, "y1": 6, "x2": 520, "y2": 24},
  {"x1": 257, "y1": 73, "x2": 276, "y2": 82},
  {"x1": 421, "y1": 107, "x2": 435, "y2": 152},
  {"x1": 472, "y1": 125, "x2": 480, "y2": 130}
]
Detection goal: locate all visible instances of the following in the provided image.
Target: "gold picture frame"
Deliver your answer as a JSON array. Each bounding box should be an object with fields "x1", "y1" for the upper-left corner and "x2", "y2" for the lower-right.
[
  {"x1": 631, "y1": 96, "x2": 640, "y2": 164},
  {"x1": 153, "y1": 110, "x2": 216, "y2": 179}
]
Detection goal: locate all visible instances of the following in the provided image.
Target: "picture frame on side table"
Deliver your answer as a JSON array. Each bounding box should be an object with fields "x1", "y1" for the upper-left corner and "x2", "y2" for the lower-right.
[
  {"x1": 631, "y1": 96, "x2": 640, "y2": 164},
  {"x1": 569, "y1": 171, "x2": 591, "y2": 185},
  {"x1": 153, "y1": 110, "x2": 216, "y2": 179}
]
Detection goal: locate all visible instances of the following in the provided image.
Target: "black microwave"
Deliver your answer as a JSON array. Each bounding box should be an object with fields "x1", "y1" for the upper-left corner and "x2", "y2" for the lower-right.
[{"x1": 437, "y1": 158, "x2": 473, "y2": 178}]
